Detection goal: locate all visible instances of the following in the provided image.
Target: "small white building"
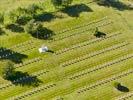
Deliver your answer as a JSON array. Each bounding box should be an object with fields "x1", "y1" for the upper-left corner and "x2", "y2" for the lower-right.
[{"x1": 38, "y1": 45, "x2": 48, "y2": 53}]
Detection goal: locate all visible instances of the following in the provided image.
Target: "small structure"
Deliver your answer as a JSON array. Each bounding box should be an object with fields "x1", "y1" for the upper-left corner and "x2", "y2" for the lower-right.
[{"x1": 38, "y1": 45, "x2": 48, "y2": 53}]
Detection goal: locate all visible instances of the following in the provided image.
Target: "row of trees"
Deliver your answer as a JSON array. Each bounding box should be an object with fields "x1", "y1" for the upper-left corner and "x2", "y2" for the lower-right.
[
  {"x1": 0, "y1": 0, "x2": 73, "y2": 39},
  {"x1": 8, "y1": 3, "x2": 43, "y2": 25},
  {"x1": 8, "y1": 0, "x2": 73, "y2": 25}
]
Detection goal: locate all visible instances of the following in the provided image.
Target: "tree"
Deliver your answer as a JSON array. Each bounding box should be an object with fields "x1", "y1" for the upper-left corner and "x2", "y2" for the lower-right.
[
  {"x1": 26, "y1": 4, "x2": 43, "y2": 15},
  {"x1": 51, "y1": 0, "x2": 73, "y2": 8},
  {"x1": 63, "y1": 0, "x2": 73, "y2": 7},
  {"x1": 0, "y1": 13, "x2": 4, "y2": 25},
  {"x1": 25, "y1": 20, "x2": 54, "y2": 39},
  {"x1": 24, "y1": 19, "x2": 35, "y2": 34},
  {"x1": 16, "y1": 15, "x2": 32, "y2": 25},
  {"x1": 113, "y1": 82, "x2": 129, "y2": 92},
  {"x1": 16, "y1": 7, "x2": 27, "y2": 16},
  {"x1": 9, "y1": 10, "x2": 18, "y2": 23},
  {"x1": 0, "y1": 13, "x2": 5, "y2": 35},
  {"x1": 0, "y1": 27, "x2": 5, "y2": 35},
  {"x1": 94, "y1": 27, "x2": 106, "y2": 38},
  {"x1": 51, "y1": 0, "x2": 62, "y2": 7},
  {"x1": 35, "y1": 23, "x2": 53, "y2": 39},
  {"x1": 2, "y1": 61, "x2": 15, "y2": 80},
  {"x1": 114, "y1": 82, "x2": 121, "y2": 89}
]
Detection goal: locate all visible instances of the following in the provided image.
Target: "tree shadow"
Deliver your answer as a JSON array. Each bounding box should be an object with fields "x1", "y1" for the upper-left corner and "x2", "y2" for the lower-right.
[
  {"x1": 0, "y1": 47, "x2": 28, "y2": 63},
  {"x1": 94, "y1": 31, "x2": 106, "y2": 38},
  {"x1": 34, "y1": 12, "x2": 55, "y2": 22},
  {"x1": 6, "y1": 71, "x2": 42, "y2": 87},
  {"x1": 5, "y1": 24, "x2": 24, "y2": 33},
  {"x1": 117, "y1": 85, "x2": 129, "y2": 92},
  {"x1": 61, "y1": 4, "x2": 93, "y2": 17},
  {"x1": 31, "y1": 27, "x2": 55, "y2": 40},
  {"x1": 96, "y1": 0, "x2": 133, "y2": 11}
]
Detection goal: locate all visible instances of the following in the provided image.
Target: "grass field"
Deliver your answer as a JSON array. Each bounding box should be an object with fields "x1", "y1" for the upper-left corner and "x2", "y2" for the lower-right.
[{"x1": 0, "y1": 0, "x2": 133, "y2": 100}]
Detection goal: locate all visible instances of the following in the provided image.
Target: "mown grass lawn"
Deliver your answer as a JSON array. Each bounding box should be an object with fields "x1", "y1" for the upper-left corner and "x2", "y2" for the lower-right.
[{"x1": 0, "y1": 0, "x2": 133, "y2": 100}]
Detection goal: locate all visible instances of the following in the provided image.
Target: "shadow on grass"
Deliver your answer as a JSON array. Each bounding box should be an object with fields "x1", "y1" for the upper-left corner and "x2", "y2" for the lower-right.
[
  {"x1": 61, "y1": 4, "x2": 93, "y2": 17},
  {"x1": 47, "y1": 50, "x2": 54, "y2": 53},
  {"x1": 16, "y1": 16, "x2": 32, "y2": 25},
  {"x1": 94, "y1": 31, "x2": 106, "y2": 38},
  {"x1": 7, "y1": 71, "x2": 42, "y2": 87},
  {"x1": 117, "y1": 85, "x2": 129, "y2": 92},
  {"x1": 96, "y1": 0, "x2": 133, "y2": 11},
  {"x1": 31, "y1": 27, "x2": 55, "y2": 40},
  {"x1": 34, "y1": 12, "x2": 55, "y2": 22},
  {"x1": 5, "y1": 23, "x2": 24, "y2": 33},
  {"x1": 0, "y1": 47, "x2": 28, "y2": 63}
]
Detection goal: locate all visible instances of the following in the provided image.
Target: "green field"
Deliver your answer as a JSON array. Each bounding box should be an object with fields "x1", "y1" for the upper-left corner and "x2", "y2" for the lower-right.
[{"x1": 0, "y1": 0, "x2": 133, "y2": 100}]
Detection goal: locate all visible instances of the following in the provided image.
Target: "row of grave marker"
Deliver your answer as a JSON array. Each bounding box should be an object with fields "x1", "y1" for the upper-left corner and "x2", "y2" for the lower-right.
[
  {"x1": 0, "y1": 69, "x2": 49, "y2": 90},
  {"x1": 0, "y1": 43, "x2": 127, "y2": 92},
  {"x1": 117, "y1": 91, "x2": 133, "y2": 100},
  {"x1": 55, "y1": 32, "x2": 122, "y2": 55},
  {"x1": 9, "y1": 40, "x2": 34, "y2": 50},
  {"x1": 0, "y1": 36, "x2": 126, "y2": 90},
  {"x1": 77, "y1": 69, "x2": 133, "y2": 94},
  {"x1": 15, "y1": 57, "x2": 43, "y2": 68},
  {"x1": 1, "y1": 17, "x2": 107, "y2": 53},
  {"x1": 48, "y1": 21, "x2": 112, "y2": 43},
  {"x1": 9, "y1": 83, "x2": 56, "y2": 100},
  {"x1": 13, "y1": 32, "x2": 122, "y2": 70},
  {"x1": 61, "y1": 42, "x2": 129, "y2": 67},
  {"x1": 0, "y1": 45, "x2": 36, "y2": 59},
  {"x1": 2, "y1": 51, "x2": 130, "y2": 91},
  {"x1": 69, "y1": 54, "x2": 133, "y2": 80},
  {"x1": 11, "y1": 67, "x2": 133, "y2": 100},
  {"x1": 0, "y1": 40, "x2": 34, "y2": 53},
  {"x1": 56, "y1": 16, "x2": 108, "y2": 35}
]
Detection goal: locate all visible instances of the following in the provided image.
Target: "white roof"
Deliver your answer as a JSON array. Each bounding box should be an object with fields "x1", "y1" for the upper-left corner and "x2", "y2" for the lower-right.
[{"x1": 38, "y1": 46, "x2": 48, "y2": 53}]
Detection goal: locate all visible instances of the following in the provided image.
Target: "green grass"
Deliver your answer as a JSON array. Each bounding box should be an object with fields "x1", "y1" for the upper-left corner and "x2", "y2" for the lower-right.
[{"x1": 0, "y1": 0, "x2": 133, "y2": 100}]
